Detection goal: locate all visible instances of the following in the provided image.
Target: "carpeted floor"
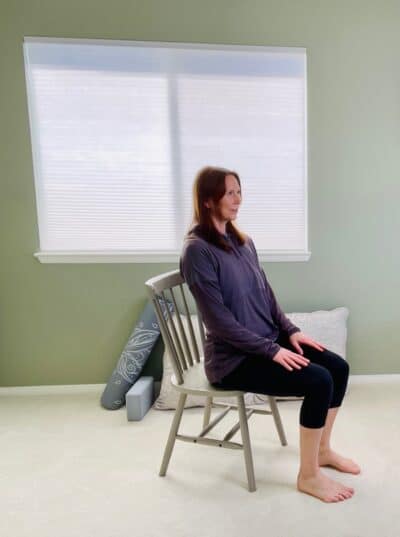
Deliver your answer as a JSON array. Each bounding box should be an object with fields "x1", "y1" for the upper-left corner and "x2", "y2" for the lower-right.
[{"x1": 1, "y1": 376, "x2": 399, "y2": 537}]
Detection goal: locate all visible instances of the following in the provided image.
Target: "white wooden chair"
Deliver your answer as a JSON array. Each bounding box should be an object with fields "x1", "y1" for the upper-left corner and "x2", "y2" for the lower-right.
[{"x1": 145, "y1": 269, "x2": 287, "y2": 492}]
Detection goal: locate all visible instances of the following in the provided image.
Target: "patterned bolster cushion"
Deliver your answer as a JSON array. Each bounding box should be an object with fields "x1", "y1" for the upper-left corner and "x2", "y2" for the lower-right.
[{"x1": 101, "y1": 299, "x2": 172, "y2": 410}]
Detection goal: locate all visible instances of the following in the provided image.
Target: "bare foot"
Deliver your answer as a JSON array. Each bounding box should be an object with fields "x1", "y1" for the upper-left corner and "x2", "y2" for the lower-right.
[
  {"x1": 297, "y1": 470, "x2": 354, "y2": 503},
  {"x1": 319, "y1": 449, "x2": 361, "y2": 474}
]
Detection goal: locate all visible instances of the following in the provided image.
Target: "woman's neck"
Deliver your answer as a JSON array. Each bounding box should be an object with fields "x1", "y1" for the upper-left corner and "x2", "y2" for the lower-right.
[{"x1": 211, "y1": 217, "x2": 227, "y2": 235}]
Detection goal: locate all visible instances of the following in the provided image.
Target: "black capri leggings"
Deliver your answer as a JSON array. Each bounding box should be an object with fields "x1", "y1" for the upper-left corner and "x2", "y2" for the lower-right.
[{"x1": 215, "y1": 333, "x2": 349, "y2": 429}]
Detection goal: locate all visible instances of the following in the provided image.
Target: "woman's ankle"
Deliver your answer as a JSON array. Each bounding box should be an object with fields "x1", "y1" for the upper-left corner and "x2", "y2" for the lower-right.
[
  {"x1": 318, "y1": 445, "x2": 331, "y2": 456},
  {"x1": 298, "y1": 467, "x2": 320, "y2": 480}
]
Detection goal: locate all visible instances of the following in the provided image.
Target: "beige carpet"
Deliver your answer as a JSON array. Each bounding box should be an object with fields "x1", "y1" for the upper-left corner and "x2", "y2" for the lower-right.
[{"x1": 1, "y1": 376, "x2": 399, "y2": 537}]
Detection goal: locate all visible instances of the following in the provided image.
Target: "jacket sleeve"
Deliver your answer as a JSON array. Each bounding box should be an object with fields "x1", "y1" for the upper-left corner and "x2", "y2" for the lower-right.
[
  {"x1": 180, "y1": 241, "x2": 280, "y2": 359},
  {"x1": 248, "y1": 239, "x2": 300, "y2": 337},
  {"x1": 262, "y1": 273, "x2": 300, "y2": 336}
]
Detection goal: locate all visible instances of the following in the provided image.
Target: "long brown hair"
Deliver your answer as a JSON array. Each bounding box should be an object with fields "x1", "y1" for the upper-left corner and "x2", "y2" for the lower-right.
[{"x1": 190, "y1": 166, "x2": 246, "y2": 251}]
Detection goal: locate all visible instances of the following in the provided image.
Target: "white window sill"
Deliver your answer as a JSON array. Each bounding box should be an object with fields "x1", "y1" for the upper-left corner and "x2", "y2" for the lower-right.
[{"x1": 34, "y1": 250, "x2": 311, "y2": 263}]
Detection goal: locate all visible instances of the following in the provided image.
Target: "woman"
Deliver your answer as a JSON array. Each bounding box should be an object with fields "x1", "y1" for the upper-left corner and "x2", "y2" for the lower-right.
[{"x1": 180, "y1": 166, "x2": 360, "y2": 503}]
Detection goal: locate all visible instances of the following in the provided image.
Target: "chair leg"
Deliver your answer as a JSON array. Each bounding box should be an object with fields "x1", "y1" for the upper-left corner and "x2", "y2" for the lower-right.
[
  {"x1": 237, "y1": 395, "x2": 256, "y2": 492},
  {"x1": 159, "y1": 393, "x2": 187, "y2": 477},
  {"x1": 268, "y1": 396, "x2": 288, "y2": 446},
  {"x1": 202, "y1": 396, "x2": 213, "y2": 428}
]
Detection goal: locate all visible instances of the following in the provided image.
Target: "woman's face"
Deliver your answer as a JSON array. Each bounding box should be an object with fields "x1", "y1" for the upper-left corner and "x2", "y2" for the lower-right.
[{"x1": 214, "y1": 174, "x2": 242, "y2": 222}]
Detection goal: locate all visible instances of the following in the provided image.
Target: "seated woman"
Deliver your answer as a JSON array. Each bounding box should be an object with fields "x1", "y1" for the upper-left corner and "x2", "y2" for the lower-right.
[{"x1": 180, "y1": 166, "x2": 360, "y2": 503}]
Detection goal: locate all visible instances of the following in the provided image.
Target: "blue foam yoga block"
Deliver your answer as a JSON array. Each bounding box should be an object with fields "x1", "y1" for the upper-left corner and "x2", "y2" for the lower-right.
[{"x1": 126, "y1": 376, "x2": 154, "y2": 421}]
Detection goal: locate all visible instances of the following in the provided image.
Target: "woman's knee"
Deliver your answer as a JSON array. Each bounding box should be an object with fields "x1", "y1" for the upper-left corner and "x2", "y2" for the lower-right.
[
  {"x1": 325, "y1": 353, "x2": 349, "y2": 407},
  {"x1": 325, "y1": 351, "x2": 350, "y2": 382},
  {"x1": 306, "y1": 365, "x2": 334, "y2": 402},
  {"x1": 337, "y1": 355, "x2": 349, "y2": 378},
  {"x1": 300, "y1": 367, "x2": 334, "y2": 428}
]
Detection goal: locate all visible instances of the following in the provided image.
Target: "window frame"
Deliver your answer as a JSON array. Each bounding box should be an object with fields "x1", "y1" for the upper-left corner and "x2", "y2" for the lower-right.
[{"x1": 24, "y1": 37, "x2": 310, "y2": 264}]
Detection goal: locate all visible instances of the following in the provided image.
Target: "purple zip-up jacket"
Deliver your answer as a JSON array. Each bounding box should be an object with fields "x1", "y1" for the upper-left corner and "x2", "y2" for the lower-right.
[{"x1": 180, "y1": 228, "x2": 300, "y2": 383}]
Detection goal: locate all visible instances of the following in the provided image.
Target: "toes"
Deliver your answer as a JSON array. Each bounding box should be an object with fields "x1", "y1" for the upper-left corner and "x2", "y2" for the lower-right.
[{"x1": 339, "y1": 486, "x2": 354, "y2": 499}]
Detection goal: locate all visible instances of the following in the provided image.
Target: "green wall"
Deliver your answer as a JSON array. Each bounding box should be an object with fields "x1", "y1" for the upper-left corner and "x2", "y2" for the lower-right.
[{"x1": 1, "y1": 0, "x2": 399, "y2": 386}]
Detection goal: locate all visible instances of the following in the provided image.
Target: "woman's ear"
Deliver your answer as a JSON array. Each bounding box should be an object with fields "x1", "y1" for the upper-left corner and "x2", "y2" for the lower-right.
[{"x1": 204, "y1": 200, "x2": 211, "y2": 209}]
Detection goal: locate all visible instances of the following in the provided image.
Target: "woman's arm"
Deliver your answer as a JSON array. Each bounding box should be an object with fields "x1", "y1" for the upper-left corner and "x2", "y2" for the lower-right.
[
  {"x1": 247, "y1": 238, "x2": 300, "y2": 336},
  {"x1": 263, "y1": 273, "x2": 300, "y2": 336}
]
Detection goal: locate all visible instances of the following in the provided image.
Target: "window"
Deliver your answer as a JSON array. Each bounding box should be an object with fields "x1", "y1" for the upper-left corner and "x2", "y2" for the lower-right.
[{"x1": 23, "y1": 37, "x2": 309, "y2": 263}]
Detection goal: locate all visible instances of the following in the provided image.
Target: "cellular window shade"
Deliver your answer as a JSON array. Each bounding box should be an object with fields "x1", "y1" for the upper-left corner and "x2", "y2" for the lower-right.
[{"x1": 23, "y1": 38, "x2": 308, "y2": 262}]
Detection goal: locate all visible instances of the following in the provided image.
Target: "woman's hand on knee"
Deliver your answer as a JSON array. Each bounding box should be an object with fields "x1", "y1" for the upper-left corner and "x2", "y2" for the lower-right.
[
  {"x1": 272, "y1": 347, "x2": 310, "y2": 371},
  {"x1": 289, "y1": 331, "x2": 325, "y2": 355}
]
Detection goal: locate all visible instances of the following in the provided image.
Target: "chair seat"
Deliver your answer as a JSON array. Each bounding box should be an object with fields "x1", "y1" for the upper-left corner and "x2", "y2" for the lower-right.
[{"x1": 171, "y1": 361, "x2": 244, "y2": 397}]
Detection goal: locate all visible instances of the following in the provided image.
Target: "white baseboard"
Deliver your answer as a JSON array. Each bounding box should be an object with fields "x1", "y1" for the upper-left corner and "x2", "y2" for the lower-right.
[
  {"x1": 0, "y1": 383, "x2": 106, "y2": 396},
  {"x1": 348, "y1": 374, "x2": 400, "y2": 385},
  {"x1": 0, "y1": 375, "x2": 399, "y2": 396}
]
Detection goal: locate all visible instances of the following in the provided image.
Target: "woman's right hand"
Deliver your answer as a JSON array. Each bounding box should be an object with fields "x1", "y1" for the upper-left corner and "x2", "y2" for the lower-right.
[{"x1": 272, "y1": 347, "x2": 310, "y2": 371}]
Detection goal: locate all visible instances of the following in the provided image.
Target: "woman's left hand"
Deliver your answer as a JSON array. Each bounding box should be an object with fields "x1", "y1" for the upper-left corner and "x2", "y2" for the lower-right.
[{"x1": 288, "y1": 331, "x2": 325, "y2": 355}]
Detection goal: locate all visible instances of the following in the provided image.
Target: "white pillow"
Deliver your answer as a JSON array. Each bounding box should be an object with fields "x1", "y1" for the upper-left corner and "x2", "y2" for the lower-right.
[
  {"x1": 153, "y1": 307, "x2": 349, "y2": 410},
  {"x1": 286, "y1": 307, "x2": 348, "y2": 359}
]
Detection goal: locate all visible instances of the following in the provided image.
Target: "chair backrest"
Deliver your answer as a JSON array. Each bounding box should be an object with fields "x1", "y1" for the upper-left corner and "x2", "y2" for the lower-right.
[{"x1": 145, "y1": 269, "x2": 206, "y2": 385}]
